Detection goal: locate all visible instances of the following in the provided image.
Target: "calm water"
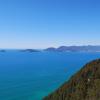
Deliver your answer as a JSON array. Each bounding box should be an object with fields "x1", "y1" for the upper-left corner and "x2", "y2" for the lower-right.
[{"x1": 0, "y1": 51, "x2": 100, "y2": 100}]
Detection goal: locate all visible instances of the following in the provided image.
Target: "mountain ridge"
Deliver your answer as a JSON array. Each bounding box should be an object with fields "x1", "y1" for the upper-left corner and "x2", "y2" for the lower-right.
[{"x1": 44, "y1": 45, "x2": 100, "y2": 52}]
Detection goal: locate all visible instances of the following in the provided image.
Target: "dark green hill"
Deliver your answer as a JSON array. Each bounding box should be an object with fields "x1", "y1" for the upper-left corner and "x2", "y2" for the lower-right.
[{"x1": 44, "y1": 59, "x2": 100, "y2": 100}]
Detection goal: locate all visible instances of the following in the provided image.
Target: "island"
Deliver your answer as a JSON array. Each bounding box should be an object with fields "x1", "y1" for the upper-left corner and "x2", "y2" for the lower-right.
[
  {"x1": 44, "y1": 59, "x2": 100, "y2": 100},
  {"x1": 20, "y1": 49, "x2": 40, "y2": 52},
  {"x1": 0, "y1": 50, "x2": 6, "y2": 52}
]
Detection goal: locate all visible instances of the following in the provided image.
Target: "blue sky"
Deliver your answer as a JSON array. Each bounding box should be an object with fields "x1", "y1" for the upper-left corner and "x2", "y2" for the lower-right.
[{"x1": 0, "y1": 0, "x2": 100, "y2": 49}]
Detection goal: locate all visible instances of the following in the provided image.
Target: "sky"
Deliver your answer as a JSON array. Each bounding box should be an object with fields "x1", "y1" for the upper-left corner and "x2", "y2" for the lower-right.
[{"x1": 0, "y1": 0, "x2": 100, "y2": 49}]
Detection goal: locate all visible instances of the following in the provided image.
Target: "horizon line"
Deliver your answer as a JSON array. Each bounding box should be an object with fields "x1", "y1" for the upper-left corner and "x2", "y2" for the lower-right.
[{"x1": 0, "y1": 45, "x2": 100, "y2": 50}]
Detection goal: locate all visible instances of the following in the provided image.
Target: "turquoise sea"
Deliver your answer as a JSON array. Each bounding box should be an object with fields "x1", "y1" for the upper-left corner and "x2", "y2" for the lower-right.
[{"x1": 0, "y1": 50, "x2": 100, "y2": 100}]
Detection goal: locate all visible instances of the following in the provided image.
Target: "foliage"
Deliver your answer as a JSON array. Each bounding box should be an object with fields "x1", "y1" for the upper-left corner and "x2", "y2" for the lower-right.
[{"x1": 44, "y1": 59, "x2": 100, "y2": 100}]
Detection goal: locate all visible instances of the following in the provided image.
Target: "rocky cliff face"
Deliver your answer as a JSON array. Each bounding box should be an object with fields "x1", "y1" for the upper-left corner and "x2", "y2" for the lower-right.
[{"x1": 44, "y1": 59, "x2": 100, "y2": 100}]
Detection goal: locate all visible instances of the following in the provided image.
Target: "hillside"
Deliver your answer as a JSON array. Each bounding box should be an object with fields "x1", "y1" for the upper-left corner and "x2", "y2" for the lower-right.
[{"x1": 44, "y1": 59, "x2": 100, "y2": 100}]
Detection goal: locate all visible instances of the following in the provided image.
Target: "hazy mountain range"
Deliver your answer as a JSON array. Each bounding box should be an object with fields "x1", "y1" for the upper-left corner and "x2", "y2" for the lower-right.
[
  {"x1": 44, "y1": 45, "x2": 100, "y2": 52},
  {"x1": 1, "y1": 45, "x2": 100, "y2": 53}
]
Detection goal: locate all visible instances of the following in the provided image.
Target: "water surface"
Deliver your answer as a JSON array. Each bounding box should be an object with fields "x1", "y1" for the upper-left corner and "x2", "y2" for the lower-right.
[{"x1": 0, "y1": 51, "x2": 100, "y2": 100}]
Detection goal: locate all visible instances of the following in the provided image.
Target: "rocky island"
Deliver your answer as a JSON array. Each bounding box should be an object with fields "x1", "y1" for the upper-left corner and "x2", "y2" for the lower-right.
[{"x1": 44, "y1": 59, "x2": 100, "y2": 100}]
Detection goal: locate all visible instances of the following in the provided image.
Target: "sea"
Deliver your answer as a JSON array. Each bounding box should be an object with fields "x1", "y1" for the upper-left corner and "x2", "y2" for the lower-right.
[{"x1": 0, "y1": 50, "x2": 100, "y2": 100}]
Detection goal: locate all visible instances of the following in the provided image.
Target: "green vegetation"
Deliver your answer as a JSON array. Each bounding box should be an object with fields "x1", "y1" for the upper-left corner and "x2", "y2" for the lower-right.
[{"x1": 44, "y1": 59, "x2": 100, "y2": 100}]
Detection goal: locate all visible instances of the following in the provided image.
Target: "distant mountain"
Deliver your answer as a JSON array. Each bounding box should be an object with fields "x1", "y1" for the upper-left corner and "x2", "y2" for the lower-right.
[
  {"x1": 44, "y1": 59, "x2": 100, "y2": 100},
  {"x1": 44, "y1": 45, "x2": 100, "y2": 52},
  {"x1": 0, "y1": 50, "x2": 6, "y2": 52},
  {"x1": 44, "y1": 47, "x2": 57, "y2": 51},
  {"x1": 20, "y1": 49, "x2": 40, "y2": 52}
]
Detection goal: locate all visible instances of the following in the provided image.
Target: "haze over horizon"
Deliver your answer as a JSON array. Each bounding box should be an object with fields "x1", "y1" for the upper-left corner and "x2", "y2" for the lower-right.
[{"x1": 0, "y1": 0, "x2": 100, "y2": 49}]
